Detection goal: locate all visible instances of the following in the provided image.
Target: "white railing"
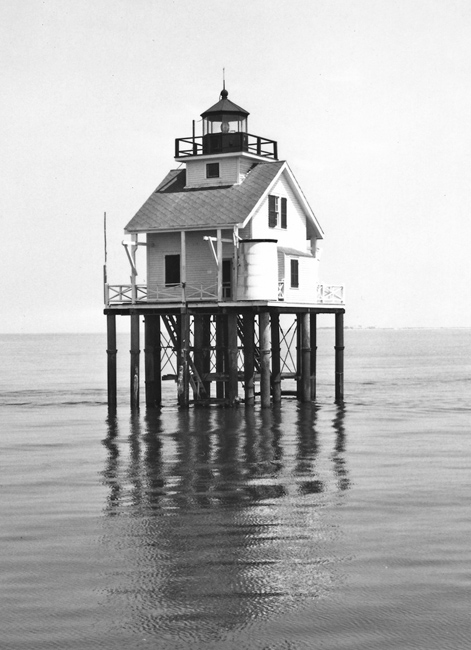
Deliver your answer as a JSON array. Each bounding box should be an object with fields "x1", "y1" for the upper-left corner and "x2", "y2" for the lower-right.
[
  {"x1": 278, "y1": 279, "x2": 285, "y2": 300},
  {"x1": 105, "y1": 282, "x2": 219, "y2": 305},
  {"x1": 317, "y1": 284, "x2": 345, "y2": 304},
  {"x1": 186, "y1": 282, "x2": 218, "y2": 301},
  {"x1": 105, "y1": 281, "x2": 344, "y2": 305}
]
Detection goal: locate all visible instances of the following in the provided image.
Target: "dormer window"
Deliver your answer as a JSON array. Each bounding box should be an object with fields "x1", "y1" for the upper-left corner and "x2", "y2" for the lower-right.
[
  {"x1": 268, "y1": 195, "x2": 287, "y2": 229},
  {"x1": 206, "y1": 162, "x2": 220, "y2": 179}
]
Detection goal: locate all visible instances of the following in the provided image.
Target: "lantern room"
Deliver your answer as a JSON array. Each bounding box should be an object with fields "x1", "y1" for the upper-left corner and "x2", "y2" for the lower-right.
[
  {"x1": 175, "y1": 87, "x2": 278, "y2": 160},
  {"x1": 201, "y1": 87, "x2": 249, "y2": 155}
]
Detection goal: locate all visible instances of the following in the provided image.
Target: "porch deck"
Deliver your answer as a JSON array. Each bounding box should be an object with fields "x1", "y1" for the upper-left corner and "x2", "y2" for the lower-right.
[{"x1": 104, "y1": 281, "x2": 345, "y2": 308}]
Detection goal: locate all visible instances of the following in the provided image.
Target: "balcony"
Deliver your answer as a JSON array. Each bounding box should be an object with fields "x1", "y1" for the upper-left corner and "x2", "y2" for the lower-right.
[{"x1": 175, "y1": 133, "x2": 278, "y2": 160}]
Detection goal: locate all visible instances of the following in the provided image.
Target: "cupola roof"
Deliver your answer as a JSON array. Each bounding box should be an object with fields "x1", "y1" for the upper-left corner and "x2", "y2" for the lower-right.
[{"x1": 201, "y1": 88, "x2": 249, "y2": 118}]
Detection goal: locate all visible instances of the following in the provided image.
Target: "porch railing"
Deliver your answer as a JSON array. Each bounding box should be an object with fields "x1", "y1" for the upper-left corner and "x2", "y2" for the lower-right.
[
  {"x1": 317, "y1": 284, "x2": 345, "y2": 304},
  {"x1": 105, "y1": 282, "x2": 219, "y2": 305},
  {"x1": 105, "y1": 282, "x2": 344, "y2": 306}
]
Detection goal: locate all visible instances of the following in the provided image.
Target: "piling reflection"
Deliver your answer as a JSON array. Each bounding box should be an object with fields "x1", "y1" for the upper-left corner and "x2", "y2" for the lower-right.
[
  {"x1": 332, "y1": 404, "x2": 350, "y2": 492},
  {"x1": 102, "y1": 415, "x2": 120, "y2": 515},
  {"x1": 100, "y1": 402, "x2": 351, "y2": 640}
]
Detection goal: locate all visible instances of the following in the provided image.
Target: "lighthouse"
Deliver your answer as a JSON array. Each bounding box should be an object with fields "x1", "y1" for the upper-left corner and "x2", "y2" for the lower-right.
[{"x1": 104, "y1": 85, "x2": 345, "y2": 410}]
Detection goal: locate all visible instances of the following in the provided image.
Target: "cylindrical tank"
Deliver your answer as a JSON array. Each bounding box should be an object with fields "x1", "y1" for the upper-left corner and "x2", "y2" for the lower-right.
[{"x1": 237, "y1": 239, "x2": 278, "y2": 301}]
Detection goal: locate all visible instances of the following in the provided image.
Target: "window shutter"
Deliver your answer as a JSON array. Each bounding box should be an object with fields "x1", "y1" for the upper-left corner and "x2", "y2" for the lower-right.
[
  {"x1": 290, "y1": 259, "x2": 299, "y2": 288},
  {"x1": 281, "y1": 197, "x2": 287, "y2": 229},
  {"x1": 268, "y1": 195, "x2": 278, "y2": 228}
]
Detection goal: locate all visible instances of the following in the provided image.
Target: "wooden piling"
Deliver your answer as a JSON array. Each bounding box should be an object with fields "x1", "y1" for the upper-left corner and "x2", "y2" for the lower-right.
[
  {"x1": 177, "y1": 311, "x2": 190, "y2": 408},
  {"x1": 215, "y1": 314, "x2": 225, "y2": 400},
  {"x1": 202, "y1": 315, "x2": 211, "y2": 397},
  {"x1": 270, "y1": 311, "x2": 281, "y2": 403},
  {"x1": 106, "y1": 313, "x2": 117, "y2": 413},
  {"x1": 310, "y1": 312, "x2": 317, "y2": 401},
  {"x1": 259, "y1": 311, "x2": 271, "y2": 408},
  {"x1": 296, "y1": 313, "x2": 302, "y2": 400},
  {"x1": 144, "y1": 315, "x2": 161, "y2": 409},
  {"x1": 227, "y1": 311, "x2": 238, "y2": 406},
  {"x1": 193, "y1": 314, "x2": 205, "y2": 401},
  {"x1": 301, "y1": 312, "x2": 311, "y2": 402},
  {"x1": 130, "y1": 313, "x2": 140, "y2": 411},
  {"x1": 335, "y1": 311, "x2": 345, "y2": 403},
  {"x1": 243, "y1": 312, "x2": 255, "y2": 406}
]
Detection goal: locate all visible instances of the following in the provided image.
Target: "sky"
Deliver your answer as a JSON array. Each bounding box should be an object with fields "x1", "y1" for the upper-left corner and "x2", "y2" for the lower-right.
[{"x1": 1, "y1": 0, "x2": 470, "y2": 332}]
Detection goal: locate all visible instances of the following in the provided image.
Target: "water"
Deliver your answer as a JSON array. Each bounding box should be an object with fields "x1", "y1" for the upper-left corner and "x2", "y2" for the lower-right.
[{"x1": 1, "y1": 329, "x2": 470, "y2": 649}]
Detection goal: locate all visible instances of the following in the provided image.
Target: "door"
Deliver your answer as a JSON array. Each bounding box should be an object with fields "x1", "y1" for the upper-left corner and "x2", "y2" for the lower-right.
[{"x1": 222, "y1": 259, "x2": 232, "y2": 299}]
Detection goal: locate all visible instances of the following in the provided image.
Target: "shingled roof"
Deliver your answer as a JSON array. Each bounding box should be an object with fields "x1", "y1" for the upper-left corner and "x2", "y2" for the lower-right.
[{"x1": 125, "y1": 161, "x2": 285, "y2": 233}]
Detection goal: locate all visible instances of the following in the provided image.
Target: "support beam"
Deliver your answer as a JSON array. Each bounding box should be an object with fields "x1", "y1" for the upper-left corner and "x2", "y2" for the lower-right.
[
  {"x1": 271, "y1": 311, "x2": 281, "y2": 403},
  {"x1": 194, "y1": 314, "x2": 211, "y2": 401},
  {"x1": 193, "y1": 314, "x2": 204, "y2": 402},
  {"x1": 202, "y1": 315, "x2": 211, "y2": 397},
  {"x1": 301, "y1": 311, "x2": 311, "y2": 402},
  {"x1": 310, "y1": 312, "x2": 317, "y2": 401},
  {"x1": 227, "y1": 312, "x2": 238, "y2": 406},
  {"x1": 130, "y1": 313, "x2": 140, "y2": 411},
  {"x1": 335, "y1": 311, "x2": 345, "y2": 403},
  {"x1": 217, "y1": 229, "x2": 223, "y2": 301},
  {"x1": 243, "y1": 313, "x2": 255, "y2": 405},
  {"x1": 215, "y1": 314, "x2": 225, "y2": 399},
  {"x1": 130, "y1": 234, "x2": 138, "y2": 303},
  {"x1": 177, "y1": 311, "x2": 190, "y2": 408},
  {"x1": 144, "y1": 315, "x2": 161, "y2": 409},
  {"x1": 259, "y1": 311, "x2": 271, "y2": 408},
  {"x1": 106, "y1": 313, "x2": 117, "y2": 413},
  {"x1": 296, "y1": 313, "x2": 302, "y2": 400},
  {"x1": 181, "y1": 231, "x2": 186, "y2": 302}
]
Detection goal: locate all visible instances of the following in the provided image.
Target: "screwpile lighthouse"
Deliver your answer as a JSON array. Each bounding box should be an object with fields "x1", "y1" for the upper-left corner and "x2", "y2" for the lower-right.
[{"x1": 104, "y1": 85, "x2": 345, "y2": 410}]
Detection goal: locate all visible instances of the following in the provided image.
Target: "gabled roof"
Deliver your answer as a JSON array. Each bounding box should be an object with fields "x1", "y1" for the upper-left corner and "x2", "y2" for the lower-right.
[{"x1": 125, "y1": 161, "x2": 284, "y2": 233}]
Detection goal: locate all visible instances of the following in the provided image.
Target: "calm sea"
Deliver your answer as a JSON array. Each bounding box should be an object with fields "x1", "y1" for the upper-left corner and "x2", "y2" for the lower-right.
[{"x1": 1, "y1": 328, "x2": 470, "y2": 650}]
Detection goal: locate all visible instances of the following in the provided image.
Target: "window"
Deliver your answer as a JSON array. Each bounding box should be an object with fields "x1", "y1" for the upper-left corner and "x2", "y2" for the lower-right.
[
  {"x1": 206, "y1": 162, "x2": 220, "y2": 178},
  {"x1": 290, "y1": 258, "x2": 299, "y2": 288},
  {"x1": 268, "y1": 195, "x2": 287, "y2": 228},
  {"x1": 165, "y1": 254, "x2": 180, "y2": 286}
]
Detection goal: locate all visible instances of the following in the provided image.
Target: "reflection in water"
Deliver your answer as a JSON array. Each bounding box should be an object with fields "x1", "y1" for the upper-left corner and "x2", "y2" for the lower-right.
[
  {"x1": 332, "y1": 404, "x2": 350, "y2": 492},
  {"x1": 100, "y1": 403, "x2": 350, "y2": 643}
]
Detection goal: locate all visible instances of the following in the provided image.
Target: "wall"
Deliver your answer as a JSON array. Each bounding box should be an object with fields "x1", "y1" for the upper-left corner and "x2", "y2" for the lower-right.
[
  {"x1": 146, "y1": 229, "x2": 234, "y2": 299},
  {"x1": 250, "y1": 171, "x2": 311, "y2": 252},
  {"x1": 282, "y1": 254, "x2": 320, "y2": 303},
  {"x1": 185, "y1": 156, "x2": 254, "y2": 188}
]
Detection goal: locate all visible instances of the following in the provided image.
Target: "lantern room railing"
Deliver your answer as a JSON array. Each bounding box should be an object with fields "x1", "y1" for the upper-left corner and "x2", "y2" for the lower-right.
[{"x1": 175, "y1": 133, "x2": 278, "y2": 159}]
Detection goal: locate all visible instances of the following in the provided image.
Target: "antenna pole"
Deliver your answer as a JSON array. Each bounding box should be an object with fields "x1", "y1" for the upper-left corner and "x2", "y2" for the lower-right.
[{"x1": 103, "y1": 211, "x2": 108, "y2": 289}]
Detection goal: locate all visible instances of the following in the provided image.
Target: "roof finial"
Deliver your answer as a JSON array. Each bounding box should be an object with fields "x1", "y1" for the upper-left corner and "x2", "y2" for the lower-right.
[{"x1": 221, "y1": 68, "x2": 228, "y2": 99}]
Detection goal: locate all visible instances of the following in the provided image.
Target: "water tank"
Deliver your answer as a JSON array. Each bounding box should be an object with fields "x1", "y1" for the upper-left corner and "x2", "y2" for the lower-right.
[{"x1": 237, "y1": 239, "x2": 278, "y2": 301}]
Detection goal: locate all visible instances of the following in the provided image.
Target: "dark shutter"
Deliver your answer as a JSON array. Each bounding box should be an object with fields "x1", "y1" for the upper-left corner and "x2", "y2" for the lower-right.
[
  {"x1": 281, "y1": 197, "x2": 287, "y2": 229},
  {"x1": 290, "y1": 259, "x2": 299, "y2": 288},
  {"x1": 268, "y1": 195, "x2": 278, "y2": 228}
]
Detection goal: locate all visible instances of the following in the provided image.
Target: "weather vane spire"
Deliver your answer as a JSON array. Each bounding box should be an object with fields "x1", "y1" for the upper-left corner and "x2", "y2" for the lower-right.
[{"x1": 221, "y1": 67, "x2": 228, "y2": 99}]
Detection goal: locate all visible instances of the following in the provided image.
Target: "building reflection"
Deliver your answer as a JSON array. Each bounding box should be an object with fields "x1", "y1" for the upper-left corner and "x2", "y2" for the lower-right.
[{"x1": 99, "y1": 402, "x2": 350, "y2": 639}]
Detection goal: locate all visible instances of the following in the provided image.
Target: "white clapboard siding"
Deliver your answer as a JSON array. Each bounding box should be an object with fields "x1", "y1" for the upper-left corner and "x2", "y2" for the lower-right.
[
  {"x1": 185, "y1": 156, "x2": 239, "y2": 188},
  {"x1": 147, "y1": 230, "x2": 234, "y2": 294},
  {"x1": 283, "y1": 255, "x2": 320, "y2": 303},
  {"x1": 250, "y1": 171, "x2": 311, "y2": 253}
]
